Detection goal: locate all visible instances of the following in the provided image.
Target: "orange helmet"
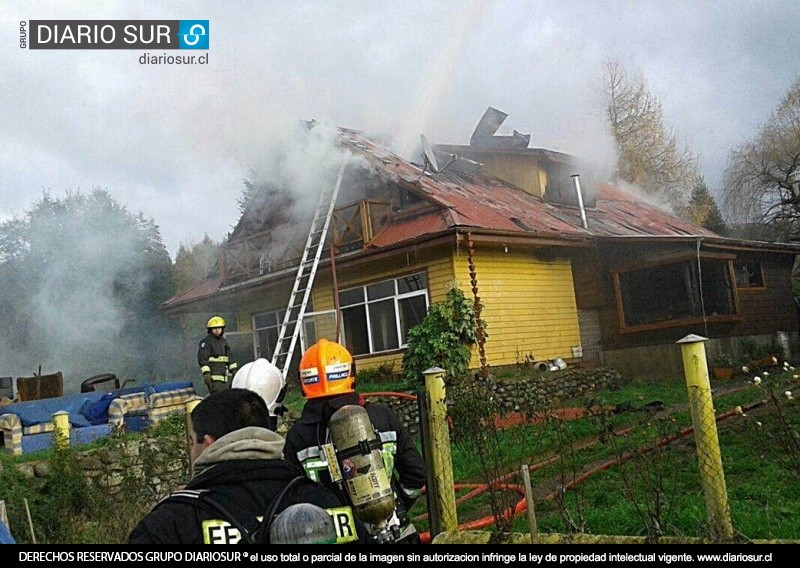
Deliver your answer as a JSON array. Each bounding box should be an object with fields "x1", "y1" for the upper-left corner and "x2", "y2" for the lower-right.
[{"x1": 299, "y1": 339, "x2": 355, "y2": 399}]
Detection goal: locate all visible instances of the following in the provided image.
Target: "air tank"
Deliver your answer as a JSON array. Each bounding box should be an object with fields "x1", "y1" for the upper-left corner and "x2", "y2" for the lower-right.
[{"x1": 328, "y1": 404, "x2": 396, "y2": 529}]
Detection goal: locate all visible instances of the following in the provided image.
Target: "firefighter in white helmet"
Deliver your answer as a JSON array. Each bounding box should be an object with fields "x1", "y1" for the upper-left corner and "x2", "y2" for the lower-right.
[
  {"x1": 231, "y1": 358, "x2": 288, "y2": 431},
  {"x1": 284, "y1": 339, "x2": 426, "y2": 543},
  {"x1": 198, "y1": 316, "x2": 238, "y2": 394}
]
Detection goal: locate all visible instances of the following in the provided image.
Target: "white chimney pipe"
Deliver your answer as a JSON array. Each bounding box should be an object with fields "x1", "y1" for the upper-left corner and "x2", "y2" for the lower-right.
[{"x1": 571, "y1": 174, "x2": 588, "y2": 229}]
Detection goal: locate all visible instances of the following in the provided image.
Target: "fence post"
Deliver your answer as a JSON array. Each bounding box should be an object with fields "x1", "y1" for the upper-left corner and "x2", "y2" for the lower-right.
[
  {"x1": 677, "y1": 334, "x2": 734, "y2": 542},
  {"x1": 423, "y1": 367, "x2": 457, "y2": 535},
  {"x1": 52, "y1": 411, "x2": 70, "y2": 450}
]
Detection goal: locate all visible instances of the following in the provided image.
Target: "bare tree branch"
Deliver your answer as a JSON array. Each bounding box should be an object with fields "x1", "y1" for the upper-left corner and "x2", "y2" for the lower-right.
[
  {"x1": 722, "y1": 78, "x2": 800, "y2": 241},
  {"x1": 604, "y1": 58, "x2": 701, "y2": 210}
]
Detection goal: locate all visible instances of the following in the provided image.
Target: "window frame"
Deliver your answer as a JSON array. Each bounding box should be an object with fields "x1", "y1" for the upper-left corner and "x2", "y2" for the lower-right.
[
  {"x1": 733, "y1": 260, "x2": 766, "y2": 291},
  {"x1": 339, "y1": 271, "x2": 430, "y2": 356},
  {"x1": 251, "y1": 302, "x2": 315, "y2": 361},
  {"x1": 612, "y1": 254, "x2": 741, "y2": 334}
]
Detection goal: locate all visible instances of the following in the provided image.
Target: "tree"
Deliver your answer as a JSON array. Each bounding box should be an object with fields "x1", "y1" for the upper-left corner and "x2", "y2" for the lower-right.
[
  {"x1": 173, "y1": 234, "x2": 220, "y2": 293},
  {"x1": 721, "y1": 78, "x2": 800, "y2": 242},
  {"x1": 0, "y1": 188, "x2": 181, "y2": 390},
  {"x1": 681, "y1": 178, "x2": 727, "y2": 235},
  {"x1": 604, "y1": 59, "x2": 701, "y2": 209}
]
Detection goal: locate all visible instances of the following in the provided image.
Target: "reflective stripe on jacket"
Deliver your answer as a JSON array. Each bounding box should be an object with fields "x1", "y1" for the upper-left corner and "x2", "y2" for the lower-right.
[{"x1": 197, "y1": 333, "x2": 236, "y2": 380}]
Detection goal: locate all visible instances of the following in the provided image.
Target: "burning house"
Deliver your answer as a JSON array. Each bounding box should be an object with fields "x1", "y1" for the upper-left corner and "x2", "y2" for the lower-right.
[{"x1": 161, "y1": 109, "x2": 800, "y2": 380}]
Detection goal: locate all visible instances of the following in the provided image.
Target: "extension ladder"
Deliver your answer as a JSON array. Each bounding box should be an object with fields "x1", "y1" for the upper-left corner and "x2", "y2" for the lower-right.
[{"x1": 271, "y1": 162, "x2": 347, "y2": 380}]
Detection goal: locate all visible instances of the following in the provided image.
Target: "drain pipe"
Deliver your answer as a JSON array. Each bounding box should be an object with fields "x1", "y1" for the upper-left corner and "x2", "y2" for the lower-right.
[{"x1": 571, "y1": 174, "x2": 588, "y2": 229}]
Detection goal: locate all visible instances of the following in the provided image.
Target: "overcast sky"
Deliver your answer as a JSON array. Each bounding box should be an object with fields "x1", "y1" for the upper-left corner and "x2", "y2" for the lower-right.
[{"x1": 1, "y1": 1, "x2": 798, "y2": 260}]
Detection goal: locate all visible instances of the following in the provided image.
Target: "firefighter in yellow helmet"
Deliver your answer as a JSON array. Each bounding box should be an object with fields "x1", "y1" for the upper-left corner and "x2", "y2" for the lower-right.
[
  {"x1": 284, "y1": 339, "x2": 426, "y2": 543},
  {"x1": 198, "y1": 316, "x2": 238, "y2": 394}
]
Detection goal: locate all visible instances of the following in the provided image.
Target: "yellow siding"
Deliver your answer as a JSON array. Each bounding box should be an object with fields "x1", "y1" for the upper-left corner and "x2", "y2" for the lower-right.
[
  {"x1": 227, "y1": 241, "x2": 582, "y2": 374},
  {"x1": 454, "y1": 244, "x2": 581, "y2": 367},
  {"x1": 354, "y1": 352, "x2": 403, "y2": 374},
  {"x1": 310, "y1": 247, "x2": 455, "y2": 372},
  {"x1": 233, "y1": 282, "x2": 295, "y2": 332}
]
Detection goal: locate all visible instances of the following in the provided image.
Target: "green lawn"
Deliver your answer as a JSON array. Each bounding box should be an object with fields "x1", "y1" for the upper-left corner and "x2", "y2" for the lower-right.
[{"x1": 416, "y1": 371, "x2": 800, "y2": 542}]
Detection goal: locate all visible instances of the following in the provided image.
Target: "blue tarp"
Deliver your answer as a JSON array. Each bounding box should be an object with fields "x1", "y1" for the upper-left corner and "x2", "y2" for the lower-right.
[
  {"x1": 0, "y1": 391, "x2": 106, "y2": 428},
  {"x1": 0, "y1": 381, "x2": 194, "y2": 428},
  {"x1": 0, "y1": 521, "x2": 16, "y2": 544}
]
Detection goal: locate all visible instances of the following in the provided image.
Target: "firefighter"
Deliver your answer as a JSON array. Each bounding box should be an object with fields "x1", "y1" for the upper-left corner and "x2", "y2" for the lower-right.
[
  {"x1": 198, "y1": 316, "x2": 238, "y2": 394},
  {"x1": 127, "y1": 388, "x2": 362, "y2": 544},
  {"x1": 284, "y1": 339, "x2": 426, "y2": 543}
]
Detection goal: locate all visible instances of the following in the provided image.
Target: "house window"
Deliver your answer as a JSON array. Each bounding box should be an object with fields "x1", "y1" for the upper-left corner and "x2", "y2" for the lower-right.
[
  {"x1": 252, "y1": 303, "x2": 315, "y2": 360},
  {"x1": 398, "y1": 188, "x2": 423, "y2": 209},
  {"x1": 339, "y1": 272, "x2": 429, "y2": 355},
  {"x1": 734, "y1": 260, "x2": 764, "y2": 289},
  {"x1": 615, "y1": 258, "x2": 737, "y2": 330}
]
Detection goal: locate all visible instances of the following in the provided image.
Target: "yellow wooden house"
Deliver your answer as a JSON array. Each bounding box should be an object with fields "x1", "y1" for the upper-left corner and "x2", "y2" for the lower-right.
[{"x1": 163, "y1": 114, "x2": 800, "y2": 381}]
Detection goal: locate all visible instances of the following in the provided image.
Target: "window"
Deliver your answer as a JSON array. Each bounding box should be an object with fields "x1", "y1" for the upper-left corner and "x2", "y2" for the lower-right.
[
  {"x1": 734, "y1": 260, "x2": 764, "y2": 289},
  {"x1": 398, "y1": 188, "x2": 423, "y2": 209},
  {"x1": 338, "y1": 272, "x2": 429, "y2": 355},
  {"x1": 615, "y1": 258, "x2": 737, "y2": 331},
  {"x1": 252, "y1": 303, "x2": 315, "y2": 360}
]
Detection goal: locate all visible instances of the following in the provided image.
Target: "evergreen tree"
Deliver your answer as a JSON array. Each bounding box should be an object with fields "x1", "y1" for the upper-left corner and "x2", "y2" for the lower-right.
[
  {"x1": 683, "y1": 178, "x2": 728, "y2": 235},
  {"x1": 0, "y1": 188, "x2": 181, "y2": 390}
]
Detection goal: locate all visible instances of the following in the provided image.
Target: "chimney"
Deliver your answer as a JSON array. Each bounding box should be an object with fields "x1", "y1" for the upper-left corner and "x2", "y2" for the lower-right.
[{"x1": 571, "y1": 174, "x2": 589, "y2": 229}]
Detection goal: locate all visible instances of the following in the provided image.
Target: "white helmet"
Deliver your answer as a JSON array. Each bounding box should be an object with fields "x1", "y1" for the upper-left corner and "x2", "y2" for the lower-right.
[{"x1": 231, "y1": 358, "x2": 285, "y2": 417}]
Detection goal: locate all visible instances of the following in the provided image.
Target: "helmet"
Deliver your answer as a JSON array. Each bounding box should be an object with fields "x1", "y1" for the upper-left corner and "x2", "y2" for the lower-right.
[
  {"x1": 207, "y1": 316, "x2": 226, "y2": 329},
  {"x1": 299, "y1": 339, "x2": 355, "y2": 399},
  {"x1": 269, "y1": 503, "x2": 337, "y2": 544},
  {"x1": 231, "y1": 358, "x2": 285, "y2": 417}
]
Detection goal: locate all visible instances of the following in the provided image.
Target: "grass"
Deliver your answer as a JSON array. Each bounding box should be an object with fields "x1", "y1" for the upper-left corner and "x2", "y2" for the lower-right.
[
  {"x1": 431, "y1": 370, "x2": 800, "y2": 542},
  {"x1": 3, "y1": 368, "x2": 797, "y2": 543}
]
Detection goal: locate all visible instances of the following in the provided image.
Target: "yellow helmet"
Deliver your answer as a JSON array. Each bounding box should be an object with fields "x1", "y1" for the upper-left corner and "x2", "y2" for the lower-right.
[
  {"x1": 299, "y1": 339, "x2": 355, "y2": 399},
  {"x1": 207, "y1": 316, "x2": 226, "y2": 329}
]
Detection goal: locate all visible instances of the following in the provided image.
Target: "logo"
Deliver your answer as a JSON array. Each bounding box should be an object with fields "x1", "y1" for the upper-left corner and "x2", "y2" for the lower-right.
[
  {"x1": 341, "y1": 459, "x2": 356, "y2": 480},
  {"x1": 26, "y1": 20, "x2": 209, "y2": 50},
  {"x1": 178, "y1": 20, "x2": 208, "y2": 49}
]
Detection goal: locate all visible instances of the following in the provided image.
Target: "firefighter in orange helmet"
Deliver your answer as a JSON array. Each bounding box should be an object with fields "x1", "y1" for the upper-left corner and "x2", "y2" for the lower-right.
[
  {"x1": 283, "y1": 339, "x2": 426, "y2": 543},
  {"x1": 198, "y1": 316, "x2": 238, "y2": 394}
]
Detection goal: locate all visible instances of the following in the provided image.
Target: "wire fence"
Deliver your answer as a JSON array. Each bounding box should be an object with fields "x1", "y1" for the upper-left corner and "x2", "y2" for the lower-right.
[{"x1": 417, "y1": 352, "x2": 800, "y2": 542}]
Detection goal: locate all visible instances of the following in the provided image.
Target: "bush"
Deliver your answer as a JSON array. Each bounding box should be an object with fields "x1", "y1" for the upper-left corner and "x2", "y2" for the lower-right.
[{"x1": 401, "y1": 287, "x2": 485, "y2": 385}]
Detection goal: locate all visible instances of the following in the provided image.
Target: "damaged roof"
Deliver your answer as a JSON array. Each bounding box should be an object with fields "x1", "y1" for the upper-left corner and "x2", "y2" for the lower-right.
[
  {"x1": 162, "y1": 127, "x2": 798, "y2": 310},
  {"x1": 339, "y1": 131, "x2": 718, "y2": 248}
]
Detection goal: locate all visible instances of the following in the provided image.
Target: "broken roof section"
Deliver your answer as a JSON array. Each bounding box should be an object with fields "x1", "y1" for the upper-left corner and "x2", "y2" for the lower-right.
[
  {"x1": 162, "y1": 110, "x2": 800, "y2": 310},
  {"x1": 337, "y1": 128, "x2": 716, "y2": 244}
]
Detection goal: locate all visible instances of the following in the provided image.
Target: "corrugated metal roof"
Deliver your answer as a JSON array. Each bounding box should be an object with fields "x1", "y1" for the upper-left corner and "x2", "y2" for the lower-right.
[
  {"x1": 162, "y1": 275, "x2": 221, "y2": 308},
  {"x1": 163, "y1": 129, "x2": 798, "y2": 310},
  {"x1": 341, "y1": 132, "x2": 718, "y2": 248}
]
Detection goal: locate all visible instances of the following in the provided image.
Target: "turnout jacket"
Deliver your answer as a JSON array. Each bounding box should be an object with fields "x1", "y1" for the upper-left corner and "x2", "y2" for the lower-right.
[
  {"x1": 197, "y1": 332, "x2": 237, "y2": 382},
  {"x1": 284, "y1": 393, "x2": 426, "y2": 522},
  {"x1": 127, "y1": 427, "x2": 361, "y2": 544}
]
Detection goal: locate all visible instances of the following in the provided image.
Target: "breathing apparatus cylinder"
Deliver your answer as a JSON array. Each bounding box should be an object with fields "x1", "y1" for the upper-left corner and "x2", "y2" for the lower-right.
[{"x1": 328, "y1": 404, "x2": 396, "y2": 538}]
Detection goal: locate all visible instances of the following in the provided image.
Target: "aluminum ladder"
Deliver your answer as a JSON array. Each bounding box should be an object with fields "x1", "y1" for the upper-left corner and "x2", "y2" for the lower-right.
[{"x1": 271, "y1": 162, "x2": 346, "y2": 380}]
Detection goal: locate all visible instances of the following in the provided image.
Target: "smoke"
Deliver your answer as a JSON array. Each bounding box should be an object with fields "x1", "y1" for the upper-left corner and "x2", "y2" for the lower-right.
[
  {"x1": 0, "y1": 190, "x2": 180, "y2": 393},
  {"x1": 395, "y1": 0, "x2": 489, "y2": 160},
  {"x1": 612, "y1": 179, "x2": 683, "y2": 217}
]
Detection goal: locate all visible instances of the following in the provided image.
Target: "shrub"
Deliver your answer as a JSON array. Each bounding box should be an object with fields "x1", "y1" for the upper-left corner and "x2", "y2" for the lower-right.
[
  {"x1": 712, "y1": 353, "x2": 736, "y2": 368},
  {"x1": 401, "y1": 287, "x2": 485, "y2": 385}
]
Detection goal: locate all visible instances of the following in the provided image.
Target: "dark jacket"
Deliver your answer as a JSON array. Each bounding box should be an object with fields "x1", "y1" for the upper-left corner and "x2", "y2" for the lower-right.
[
  {"x1": 128, "y1": 427, "x2": 362, "y2": 544},
  {"x1": 197, "y1": 332, "x2": 237, "y2": 381},
  {"x1": 283, "y1": 393, "x2": 426, "y2": 539}
]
